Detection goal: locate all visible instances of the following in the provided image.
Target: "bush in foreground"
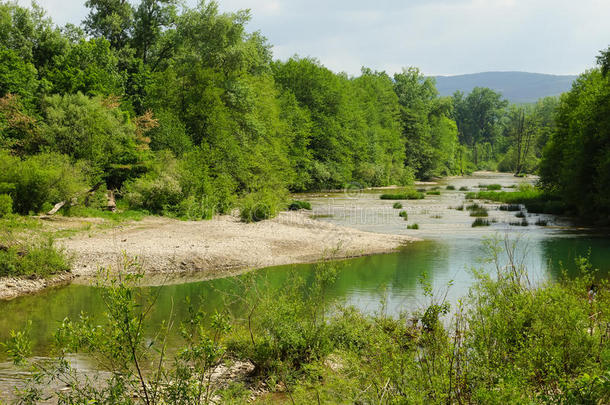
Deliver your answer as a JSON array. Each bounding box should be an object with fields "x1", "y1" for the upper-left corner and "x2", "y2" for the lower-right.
[
  {"x1": 5, "y1": 242, "x2": 610, "y2": 404},
  {"x1": 0, "y1": 194, "x2": 12, "y2": 218}
]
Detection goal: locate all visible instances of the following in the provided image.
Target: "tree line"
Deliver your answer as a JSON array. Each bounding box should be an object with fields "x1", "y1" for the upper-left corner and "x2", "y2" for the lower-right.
[{"x1": 0, "y1": 0, "x2": 606, "y2": 221}]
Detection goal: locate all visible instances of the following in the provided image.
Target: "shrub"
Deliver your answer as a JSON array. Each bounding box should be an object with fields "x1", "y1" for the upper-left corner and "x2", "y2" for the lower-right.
[
  {"x1": 0, "y1": 151, "x2": 88, "y2": 214},
  {"x1": 380, "y1": 190, "x2": 424, "y2": 200},
  {"x1": 486, "y1": 184, "x2": 502, "y2": 190},
  {"x1": 467, "y1": 204, "x2": 489, "y2": 217},
  {"x1": 289, "y1": 200, "x2": 312, "y2": 211},
  {"x1": 510, "y1": 219, "x2": 529, "y2": 226},
  {"x1": 535, "y1": 218, "x2": 549, "y2": 226},
  {"x1": 0, "y1": 194, "x2": 12, "y2": 217},
  {"x1": 407, "y1": 223, "x2": 419, "y2": 229},
  {"x1": 459, "y1": 186, "x2": 469, "y2": 191},
  {"x1": 393, "y1": 202, "x2": 403, "y2": 209},
  {"x1": 499, "y1": 204, "x2": 521, "y2": 211},
  {"x1": 399, "y1": 210, "x2": 408, "y2": 220},
  {"x1": 446, "y1": 185, "x2": 456, "y2": 190},
  {"x1": 472, "y1": 218, "x2": 490, "y2": 227},
  {"x1": 240, "y1": 190, "x2": 283, "y2": 223},
  {"x1": 123, "y1": 167, "x2": 183, "y2": 215},
  {"x1": 426, "y1": 190, "x2": 441, "y2": 196},
  {"x1": 0, "y1": 237, "x2": 70, "y2": 278},
  {"x1": 515, "y1": 211, "x2": 526, "y2": 218}
]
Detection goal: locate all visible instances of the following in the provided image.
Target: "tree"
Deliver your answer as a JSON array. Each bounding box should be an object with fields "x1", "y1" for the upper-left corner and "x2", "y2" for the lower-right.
[
  {"x1": 132, "y1": 0, "x2": 177, "y2": 64},
  {"x1": 83, "y1": 0, "x2": 133, "y2": 49},
  {"x1": 452, "y1": 87, "x2": 508, "y2": 166}
]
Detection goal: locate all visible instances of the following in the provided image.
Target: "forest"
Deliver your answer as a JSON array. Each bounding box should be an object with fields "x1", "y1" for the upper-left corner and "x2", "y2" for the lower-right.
[{"x1": 2, "y1": 0, "x2": 607, "y2": 223}]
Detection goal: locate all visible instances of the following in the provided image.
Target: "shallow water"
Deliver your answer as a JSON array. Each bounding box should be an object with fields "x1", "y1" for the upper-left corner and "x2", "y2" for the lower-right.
[{"x1": 1, "y1": 172, "x2": 609, "y2": 362}]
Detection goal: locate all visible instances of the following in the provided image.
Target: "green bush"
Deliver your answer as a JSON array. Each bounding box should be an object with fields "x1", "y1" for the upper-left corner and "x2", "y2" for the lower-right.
[
  {"x1": 0, "y1": 237, "x2": 70, "y2": 277},
  {"x1": 426, "y1": 190, "x2": 441, "y2": 195},
  {"x1": 472, "y1": 218, "x2": 490, "y2": 227},
  {"x1": 380, "y1": 189, "x2": 424, "y2": 200},
  {"x1": 289, "y1": 200, "x2": 312, "y2": 211},
  {"x1": 392, "y1": 202, "x2": 403, "y2": 209},
  {"x1": 407, "y1": 223, "x2": 419, "y2": 229},
  {"x1": 399, "y1": 210, "x2": 408, "y2": 220},
  {"x1": 459, "y1": 186, "x2": 469, "y2": 191},
  {"x1": 240, "y1": 190, "x2": 284, "y2": 223},
  {"x1": 446, "y1": 185, "x2": 456, "y2": 190},
  {"x1": 0, "y1": 194, "x2": 12, "y2": 217},
  {"x1": 0, "y1": 150, "x2": 88, "y2": 214}
]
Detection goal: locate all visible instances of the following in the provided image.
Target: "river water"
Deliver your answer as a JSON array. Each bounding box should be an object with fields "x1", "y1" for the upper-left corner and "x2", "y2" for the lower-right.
[{"x1": 1, "y1": 172, "x2": 609, "y2": 366}]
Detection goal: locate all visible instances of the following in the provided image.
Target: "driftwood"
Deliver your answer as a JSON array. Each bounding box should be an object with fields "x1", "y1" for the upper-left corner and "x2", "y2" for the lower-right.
[
  {"x1": 46, "y1": 201, "x2": 66, "y2": 215},
  {"x1": 45, "y1": 183, "x2": 116, "y2": 216}
]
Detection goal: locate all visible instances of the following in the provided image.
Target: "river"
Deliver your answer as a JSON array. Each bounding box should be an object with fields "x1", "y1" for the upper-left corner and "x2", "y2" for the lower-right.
[{"x1": 1, "y1": 172, "x2": 609, "y2": 376}]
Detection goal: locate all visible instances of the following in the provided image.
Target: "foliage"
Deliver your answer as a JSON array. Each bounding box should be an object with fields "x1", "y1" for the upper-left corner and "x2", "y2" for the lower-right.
[
  {"x1": 0, "y1": 236, "x2": 70, "y2": 277},
  {"x1": 288, "y1": 200, "x2": 312, "y2": 211},
  {"x1": 392, "y1": 202, "x2": 403, "y2": 209},
  {"x1": 239, "y1": 190, "x2": 285, "y2": 223},
  {"x1": 0, "y1": 150, "x2": 88, "y2": 214},
  {"x1": 539, "y1": 57, "x2": 610, "y2": 221},
  {"x1": 0, "y1": 193, "x2": 12, "y2": 217},
  {"x1": 380, "y1": 190, "x2": 425, "y2": 200}
]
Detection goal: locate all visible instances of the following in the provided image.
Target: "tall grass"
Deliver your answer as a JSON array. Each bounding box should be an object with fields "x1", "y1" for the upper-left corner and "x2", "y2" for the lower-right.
[
  {"x1": 380, "y1": 189, "x2": 425, "y2": 200},
  {"x1": 466, "y1": 185, "x2": 565, "y2": 215}
]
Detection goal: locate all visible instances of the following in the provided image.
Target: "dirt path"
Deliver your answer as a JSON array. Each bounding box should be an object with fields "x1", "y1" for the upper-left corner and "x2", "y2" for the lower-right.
[{"x1": 57, "y1": 211, "x2": 418, "y2": 284}]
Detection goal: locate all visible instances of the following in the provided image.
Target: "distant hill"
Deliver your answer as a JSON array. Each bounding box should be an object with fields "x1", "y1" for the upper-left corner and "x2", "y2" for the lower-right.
[{"x1": 433, "y1": 72, "x2": 578, "y2": 103}]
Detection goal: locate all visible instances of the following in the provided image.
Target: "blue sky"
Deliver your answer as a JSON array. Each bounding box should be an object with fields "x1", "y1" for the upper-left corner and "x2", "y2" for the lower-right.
[{"x1": 17, "y1": 0, "x2": 610, "y2": 76}]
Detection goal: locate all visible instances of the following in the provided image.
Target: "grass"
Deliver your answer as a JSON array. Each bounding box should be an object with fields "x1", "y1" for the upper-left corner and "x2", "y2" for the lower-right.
[
  {"x1": 430, "y1": 214, "x2": 442, "y2": 219},
  {"x1": 63, "y1": 205, "x2": 148, "y2": 222},
  {"x1": 499, "y1": 204, "x2": 521, "y2": 211},
  {"x1": 510, "y1": 219, "x2": 530, "y2": 227},
  {"x1": 426, "y1": 190, "x2": 441, "y2": 196},
  {"x1": 472, "y1": 218, "x2": 490, "y2": 227},
  {"x1": 311, "y1": 214, "x2": 333, "y2": 219},
  {"x1": 515, "y1": 211, "x2": 526, "y2": 218},
  {"x1": 483, "y1": 184, "x2": 502, "y2": 190},
  {"x1": 465, "y1": 187, "x2": 566, "y2": 215},
  {"x1": 453, "y1": 205, "x2": 464, "y2": 211},
  {"x1": 407, "y1": 223, "x2": 419, "y2": 229},
  {"x1": 446, "y1": 185, "x2": 456, "y2": 190},
  {"x1": 459, "y1": 186, "x2": 469, "y2": 191},
  {"x1": 535, "y1": 218, "x2": 549, "y2": 226},
  {"x1": 380, "y1": 190, "x2": 425, "y2": 200},
  {"x1": 288, "y1": 200, "x2": 312, "y2": 211},
  {"x1": 398, "y1": 210, "x2": 408, "y2": 220},
  {"x1": 466, "y1": 203, "x2": 489, "y2": 217},
  {"x1": 393, "y1": 202, "x2": 403, "y2": 209},
  {"x1": 0, "y1": 236, "x2": 70, "y2": 278}
]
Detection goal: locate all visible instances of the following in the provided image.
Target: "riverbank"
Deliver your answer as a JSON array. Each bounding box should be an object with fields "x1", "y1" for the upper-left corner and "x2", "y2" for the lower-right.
[{"x1": 0, "y1": 212, "x2": 418, "y2": 299}]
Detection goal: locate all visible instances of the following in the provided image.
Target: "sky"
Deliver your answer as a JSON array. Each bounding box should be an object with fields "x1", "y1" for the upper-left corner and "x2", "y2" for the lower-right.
[{"x1": 16, "y1": 0, "x2": 610, "y2": 76}]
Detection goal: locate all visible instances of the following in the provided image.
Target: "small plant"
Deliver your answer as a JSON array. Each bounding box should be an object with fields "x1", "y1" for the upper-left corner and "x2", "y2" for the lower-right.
[
  {"x1": 288, "y1": 200, "x2": 312, "y2": 211},
  {"x1": 459, "y1": 186, "x2": 469, "y2": 191},
  {"x1": 393, "y1": 202, "x2": 403, "y2": 209},
  {"x1": 535, "y1": 218, "x2": 549, "y2": 226},
  {"x1": 0, "y1": 194, "x2": 12, "y2": 218},
  {"x1": 486, "y1": 184, "x2": 502, "y2": 190},
  {"x1": 380, "y1": 190, "x2": 424, "y2": 200},
  {"x1": 426, "y1": 190, "x2": 441, "y2": 196},
  {"x1": 467, "y1": 204, "x2": 488, "y2": 217},
  {"x1": 515, "y1": 211, "x2": 526, "y2": 218},
  {"x1": 407, "y1": 223, "x2": 419, "y2": 229},
  {"x1": 510, "y1": 219, "x2": 529, "y2": 226},
  {"x1": 499, "y1": 204, "x2": 521, "y2": 211},
  {"x1": 399, "y1": 210, "x2": 408, "y2": 220},
  {"x1": 446, "y1": 185, "x2": 456, "y2": 190},
  {"x1": 240, "y1": 191, "x2": 282, "y2": 223},
  {"x1": 472, "y1": 218, "x2": 490, "y2": 227}
]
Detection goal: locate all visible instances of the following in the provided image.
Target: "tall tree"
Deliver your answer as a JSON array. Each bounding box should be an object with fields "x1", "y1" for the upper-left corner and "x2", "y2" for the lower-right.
[
  {"x1": 83, "y1": 0, "x2": 133, "y2": 49},
  {"x1": 132, "y1": 0, "x2": 177, "y2": 64}
]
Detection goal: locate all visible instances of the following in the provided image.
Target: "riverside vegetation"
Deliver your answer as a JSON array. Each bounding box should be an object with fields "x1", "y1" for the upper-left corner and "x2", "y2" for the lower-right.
[
  {"x1": 1, "y1": 0, "x2": 608, "y2": 232},
  {"x1": 4, "y1": 238, "x2": 610, "y2": 404}
]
